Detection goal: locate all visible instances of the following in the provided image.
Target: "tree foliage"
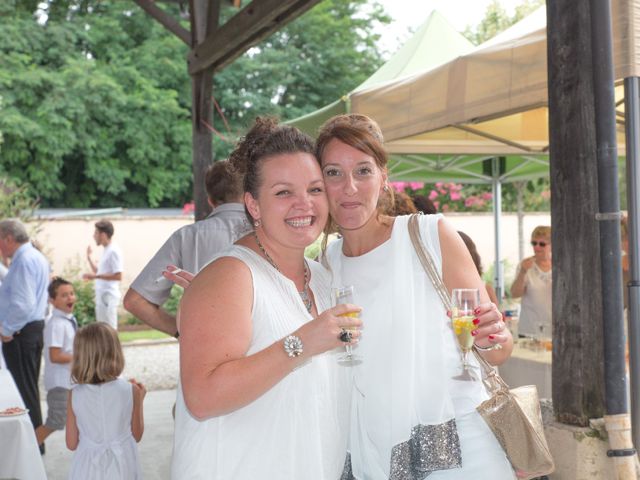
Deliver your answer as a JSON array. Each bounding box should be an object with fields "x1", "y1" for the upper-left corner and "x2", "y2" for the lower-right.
[
  {"x1": 463, "y1": 0, "x2": 544, "y2": 45},
  {"x1": 0, "y1": 0, "x2": 389, "y2": 208}
]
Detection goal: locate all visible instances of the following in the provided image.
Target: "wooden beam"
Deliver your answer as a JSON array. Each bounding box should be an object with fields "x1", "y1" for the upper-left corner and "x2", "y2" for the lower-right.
[
  {"x1": 187, "y1": 0, "x2": 321, "y2": 75},
  {"x1": 133, "y1": 0, "x2": 191, "y2": 45}
]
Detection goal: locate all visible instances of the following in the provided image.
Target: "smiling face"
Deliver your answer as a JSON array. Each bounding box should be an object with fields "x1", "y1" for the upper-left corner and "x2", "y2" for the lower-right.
[
  {"x1": 51, "y1": 284, "x2": 77, "y2": 314},
  {"x1": 320, "y1": 138, "x2": 387, "y2": 231},
  {"x1": 245, "y1": 152, "x2": 328, "y2": 250}
]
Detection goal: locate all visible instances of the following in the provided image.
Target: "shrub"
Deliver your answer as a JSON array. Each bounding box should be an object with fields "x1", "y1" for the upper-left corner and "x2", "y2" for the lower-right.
[{"x1": 70, "y1": 278, "x2": 96, "y2": 327}]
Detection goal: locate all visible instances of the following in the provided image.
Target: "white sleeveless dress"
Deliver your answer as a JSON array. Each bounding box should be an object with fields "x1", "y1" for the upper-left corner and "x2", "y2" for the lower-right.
[
  {"x1": 325, "y1": 215, "x2": 515, "y2": 480},
  {"x1": 69, "y1": 378, "x2": 141, "y2": 480},
  {"x1": 171, "y1": 246, "x2": 351, "y2": 480}
]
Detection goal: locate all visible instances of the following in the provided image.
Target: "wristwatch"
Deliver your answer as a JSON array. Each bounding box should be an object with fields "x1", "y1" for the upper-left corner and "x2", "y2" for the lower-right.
[{"x1": 283, "y1": 335, "x2": 304, "y2": 357}]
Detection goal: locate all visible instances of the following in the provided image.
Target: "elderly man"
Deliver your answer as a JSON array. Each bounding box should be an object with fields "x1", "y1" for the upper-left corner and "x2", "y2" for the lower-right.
[
  {"x1": 0, "y1": 219, "x2": 50, "y2": 434},
  {"x1": 124, "y1": 160, "x2": 249, "y2": 336}
]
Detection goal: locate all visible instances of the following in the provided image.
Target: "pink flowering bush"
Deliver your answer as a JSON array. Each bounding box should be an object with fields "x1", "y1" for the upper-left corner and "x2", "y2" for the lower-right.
[
  {"x1": 426, "y1": 182, "x2": 492, "y2": 212},
  {"x1": 389, "y1": 178, "x2": 551, "y2": 213},
  {"x1": 182, "y1": 202, "x2": 195, "y2": 215},
  {"x1": 390, "y1": 181, "x2": 424, "y2": 193}
]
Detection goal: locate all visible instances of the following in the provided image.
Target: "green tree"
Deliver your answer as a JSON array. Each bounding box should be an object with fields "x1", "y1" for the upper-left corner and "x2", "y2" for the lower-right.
[
  {"x1": 0, "y1": 0, "x2": 389, "y2": 207},
  {"x1": 211, "y1": 0, "x2": 390, "y2": 159},
  {"x1": 0, "y1": 3, "x2": 193, "y2": 207},
  {"x1": 463, "y1": 0, "x2": 544, "y2": 45}
]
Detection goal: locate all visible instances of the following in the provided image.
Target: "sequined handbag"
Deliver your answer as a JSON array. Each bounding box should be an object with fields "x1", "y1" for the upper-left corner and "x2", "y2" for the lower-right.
[{"x1": 407, "y1": 214, "x2": 555, "y2": 479}]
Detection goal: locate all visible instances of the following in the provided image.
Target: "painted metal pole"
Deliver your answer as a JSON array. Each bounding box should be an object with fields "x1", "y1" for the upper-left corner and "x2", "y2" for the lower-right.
[
  {"x1": 624, "y1": 76, "x2": 640, "y2": 453},
  {"x1": 590, "y1": 0, "x2": 627, "y2": 416},
  {"x1": 492, "y1": 157, "x2": 504, "y2": 302},
  {"x1": 590, "y1": 4, "x2": 638, "y2": 474}
]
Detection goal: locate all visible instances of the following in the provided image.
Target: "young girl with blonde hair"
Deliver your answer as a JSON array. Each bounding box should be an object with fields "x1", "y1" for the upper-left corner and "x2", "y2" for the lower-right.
[{"x1": 66, "y1": 322, "x2": 145, "y2": 479}]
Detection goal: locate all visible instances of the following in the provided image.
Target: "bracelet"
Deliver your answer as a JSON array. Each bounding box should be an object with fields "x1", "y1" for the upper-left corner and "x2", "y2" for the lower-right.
[{"x1": 474, "y1": 342, "x2": 503, "y2": 352}]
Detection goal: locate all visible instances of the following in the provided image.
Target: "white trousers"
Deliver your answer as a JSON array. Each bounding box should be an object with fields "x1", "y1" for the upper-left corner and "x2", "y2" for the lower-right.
[{"x1": 95, "y1": 291, "x2": 120, "y2": 330}]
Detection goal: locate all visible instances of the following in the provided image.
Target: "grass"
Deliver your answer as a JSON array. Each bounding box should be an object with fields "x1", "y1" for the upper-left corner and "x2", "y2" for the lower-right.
[{"x1": 118, "y1": 329, "x2": 171, "y2": 343}]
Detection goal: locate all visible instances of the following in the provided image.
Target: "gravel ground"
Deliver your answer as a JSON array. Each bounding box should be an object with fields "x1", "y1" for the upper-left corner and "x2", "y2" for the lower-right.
[
  {"x1": 38, "y1": 339, "x2": 180, "y2": 396},
  {"x1": 121, "y1": 339, "x2": 180, "y2": 390}
]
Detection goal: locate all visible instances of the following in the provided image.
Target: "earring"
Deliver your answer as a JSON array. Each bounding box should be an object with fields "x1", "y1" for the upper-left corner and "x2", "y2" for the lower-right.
[
  {"x1": 253, "y1": 219, "x2": 261, "y2": 228},
  {"x1": 383, "y1": 184, "x2": 389, "y2": 192}
]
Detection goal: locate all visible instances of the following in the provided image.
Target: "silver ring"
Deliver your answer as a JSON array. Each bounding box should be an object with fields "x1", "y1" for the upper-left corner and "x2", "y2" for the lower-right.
[{"x1": 339, "y1": 329, "x2": 353, "y2": 343}]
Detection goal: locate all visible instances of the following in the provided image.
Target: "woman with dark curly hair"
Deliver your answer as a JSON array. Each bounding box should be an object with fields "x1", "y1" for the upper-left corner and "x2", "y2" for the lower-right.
[{"x1": 171, "y1": 118, "x2": 360, "y2": 479}]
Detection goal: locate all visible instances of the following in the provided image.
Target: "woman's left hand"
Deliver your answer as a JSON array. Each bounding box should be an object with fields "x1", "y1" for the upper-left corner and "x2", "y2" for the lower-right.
[{"x1": 470, "y1": 302, "x2": 510, "y2": 349}]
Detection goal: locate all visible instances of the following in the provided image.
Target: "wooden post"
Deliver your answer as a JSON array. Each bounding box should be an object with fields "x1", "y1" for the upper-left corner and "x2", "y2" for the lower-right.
[
  {"x1": 189, "y1": 0, "x2": 221, "y2": 220},
  {"x1": 547, "y1": 0, "x2": 606, "y2": 425}
]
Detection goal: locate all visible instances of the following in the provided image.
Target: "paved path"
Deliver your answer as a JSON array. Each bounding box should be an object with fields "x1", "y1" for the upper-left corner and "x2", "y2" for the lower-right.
[{"x1": 42, "y1": 341, "x2": 179, "y2": 479}]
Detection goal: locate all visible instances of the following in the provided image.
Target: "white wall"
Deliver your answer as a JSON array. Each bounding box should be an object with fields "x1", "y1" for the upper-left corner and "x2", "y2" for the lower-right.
[
  {"x1": 31, "y1": 216, "x2": 191, "y2": 293},
  {"x1": 27, "y1": 212, "x2": 551, "y2": 295}
]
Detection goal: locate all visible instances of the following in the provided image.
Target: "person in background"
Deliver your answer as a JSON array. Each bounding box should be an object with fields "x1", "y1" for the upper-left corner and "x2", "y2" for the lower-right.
[
  {"x1": 411, "y1": 193, "x2": 438, "y2": 214},
  {"x1": 621, "y1": 215, "x2": 630, "y2": 310},
  {"x1": 0, "y1": 219, "x2": 50, "y2": 440},
  {"x1": 66, "y1": 322, "x2": 145, "y2": 479},
  {"x1": 383, "y1": 190, "x2": 417, "y2": 216},
  {"x1": 316, "y1": 114, "x2": 514, "y2": 479},
  {"x1": 123, "y1": 160, "x2": 249, "y2": 337},
  {"x1": 83, "y1": 220, "x2": 124, "y2": 329},
  {"x1": 510, "y1": 225, "x2": 552, "y2": 338},
  {"x1": 0, "y1": 254, "x2": 7, "y2": 368},
  {"x1": 458, "y1": 231, "x2": 499, "y2": 306},
  {"x1": 36, "y1": 277, "x2": 77, "y2": 448}
]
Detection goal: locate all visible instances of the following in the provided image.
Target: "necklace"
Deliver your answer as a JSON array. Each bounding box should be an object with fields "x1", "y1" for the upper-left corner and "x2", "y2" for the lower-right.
[{"x1": 253, "y1": 231, "x2": 313, "y2": 313}]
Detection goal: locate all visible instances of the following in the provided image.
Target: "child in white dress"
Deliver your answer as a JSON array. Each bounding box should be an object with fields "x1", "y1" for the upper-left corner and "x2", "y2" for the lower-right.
[{"x1": 65, "y1": 322, "x2": 146, "y2": 480}]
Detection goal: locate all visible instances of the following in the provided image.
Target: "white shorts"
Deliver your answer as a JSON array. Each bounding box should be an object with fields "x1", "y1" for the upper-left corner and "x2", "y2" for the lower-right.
[{"x1": 95, "y1": 291, "x2": 120, "y2": 330}]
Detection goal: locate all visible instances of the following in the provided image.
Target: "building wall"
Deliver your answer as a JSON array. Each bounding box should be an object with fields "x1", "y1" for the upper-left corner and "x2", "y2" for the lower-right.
[{"x1": 27, "y1": 212, "x2": 551, "y2": 296}]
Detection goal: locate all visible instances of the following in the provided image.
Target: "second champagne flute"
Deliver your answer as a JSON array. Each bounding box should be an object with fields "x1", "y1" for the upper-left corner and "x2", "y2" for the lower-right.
[
  {"x1": 333, "y1": 285, "x2": 362, "y2": 366},
  {"x1": 451, "y1": 288, "x2": 480, "y2": 377}
]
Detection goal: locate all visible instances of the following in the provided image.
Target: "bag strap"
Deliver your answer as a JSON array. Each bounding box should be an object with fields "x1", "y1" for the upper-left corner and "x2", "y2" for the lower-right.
[{"x1": 407, "y1": 214, "x2": 510, "y2": 392}]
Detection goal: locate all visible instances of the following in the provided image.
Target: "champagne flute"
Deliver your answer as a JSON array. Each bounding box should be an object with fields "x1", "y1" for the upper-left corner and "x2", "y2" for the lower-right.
[
  {"x1": 333, "y1": 285, "x2": 362, "y2": 366},
  {"x1": 451, "y1": 288, "x2": 480, "y2": 376}
]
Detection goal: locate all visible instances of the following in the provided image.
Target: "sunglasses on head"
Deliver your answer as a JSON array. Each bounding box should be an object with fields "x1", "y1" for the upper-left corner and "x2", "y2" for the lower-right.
[{"x1": 531, "y1": 241, "x2": 548, "y2": 247}]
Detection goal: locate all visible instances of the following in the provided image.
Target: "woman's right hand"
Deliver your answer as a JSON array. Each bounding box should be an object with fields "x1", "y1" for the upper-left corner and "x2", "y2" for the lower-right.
[
  {"x1": 520, "y1": 256, "x2": 535, "y2": 273},
  {"x1": 294, "y1": 303, "x2": 362, "y2": 357}
]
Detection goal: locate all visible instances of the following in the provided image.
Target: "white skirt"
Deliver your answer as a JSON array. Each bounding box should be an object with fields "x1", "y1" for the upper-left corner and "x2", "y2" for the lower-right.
[{"x1": 428, "y1": 410, "x2": 515, "y2": 480}]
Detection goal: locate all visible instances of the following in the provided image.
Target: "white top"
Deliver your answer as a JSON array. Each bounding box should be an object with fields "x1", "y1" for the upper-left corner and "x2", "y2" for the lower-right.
[
  {"x1": 517, "y1": 263, "x2": 552, "y2": 337},
  {"x1": 43, "y1": 308, "x2": 76, "y2": 390},
  {"x1": 95, "y1": 243, "x2": 124, "y2": 297},
  {"x1": 130, "y1": 203, "x2": 250, "y2": 305},
  {"x1": 325, "y1": 214, "x2": 489, "y2": 479},
  {"x1": 69, "y1": 378, "x2": 141, "y2": 480},
  {"x1": 171, "y1": 246, "x2": 351, "y2": 480}
]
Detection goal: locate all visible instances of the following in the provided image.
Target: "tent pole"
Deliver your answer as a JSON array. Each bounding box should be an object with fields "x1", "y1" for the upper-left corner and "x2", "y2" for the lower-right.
[
  {"x1": 492, "y1": 157, "x2": 504, "y2": 302},
  {"x1": 590, "y1": 0, "x2": 636, "y2": 476},
  {"x1": 624, "y1": 76, "x2": 640, "y2": 455}
]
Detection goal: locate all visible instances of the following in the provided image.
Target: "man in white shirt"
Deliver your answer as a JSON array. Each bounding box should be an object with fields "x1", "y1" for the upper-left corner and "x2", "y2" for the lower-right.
[
  {"x1": 124, "y1": 160, "x2": 249, "y2": 336},
  {"x1": 83, "y1": 220, "x2": 124, "y2": 329}
]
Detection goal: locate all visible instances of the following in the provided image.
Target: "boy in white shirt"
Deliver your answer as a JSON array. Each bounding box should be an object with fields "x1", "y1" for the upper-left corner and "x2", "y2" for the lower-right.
[
  {"x1": 84, "y1": 220, "x2": 124, "y2": 329},
  {"x1": 35, "y1": 277, "x2": 77, "y2": 447}
]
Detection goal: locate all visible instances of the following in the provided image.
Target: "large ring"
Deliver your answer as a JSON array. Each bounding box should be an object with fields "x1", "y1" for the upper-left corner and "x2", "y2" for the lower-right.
[{"x1": 339, "y1": 329, "x2": 353, "y2": 343}]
